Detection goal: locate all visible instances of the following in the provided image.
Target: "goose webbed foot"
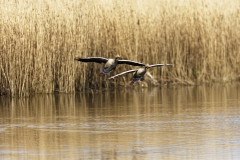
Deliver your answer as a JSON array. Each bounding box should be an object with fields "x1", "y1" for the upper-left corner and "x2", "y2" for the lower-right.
[{"x1": 130, "y1": 81, "x2": 134, "y2": 85}]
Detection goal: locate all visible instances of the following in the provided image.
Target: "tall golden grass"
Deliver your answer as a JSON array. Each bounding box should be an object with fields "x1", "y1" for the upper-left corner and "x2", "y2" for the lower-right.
[{"x1": 0, "y1": 0, "x2": 239, "y2": 96}]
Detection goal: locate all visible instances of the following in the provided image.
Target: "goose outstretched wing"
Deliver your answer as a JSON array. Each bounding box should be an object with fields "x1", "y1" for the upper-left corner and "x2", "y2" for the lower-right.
[
  {"x1": 148, "y1": 64, "x2": 173, "y2": 68},
  {"x1": 74, "y1": 57, "x2": 108, "y2": 64},
  {"x1": 108, "y1": 69, "x2": 137, "y2": 79},
  {"x1": 118, "y1": 60, "x2": 145, "y2": 66}
]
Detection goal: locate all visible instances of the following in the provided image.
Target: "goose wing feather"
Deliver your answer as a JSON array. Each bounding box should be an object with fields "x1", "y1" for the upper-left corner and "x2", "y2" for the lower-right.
[
  {"x1": 108, "y1": 69, "x2": 137, "y2": 79},
  {"x1": 148, "y1": 64, "x2": 173, "y2": 68},
  {"x1": 118, "y1": 60, "x2": 145, "y2": 66},
  {"x1": 74, "y1": 57, "x2": 108, "y2": 63}
]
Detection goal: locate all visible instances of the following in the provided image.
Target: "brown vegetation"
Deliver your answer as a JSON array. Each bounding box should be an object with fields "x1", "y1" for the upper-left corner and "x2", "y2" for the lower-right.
[{"x1": 0, "y1": 0, "x2": 239, "y2": 96}]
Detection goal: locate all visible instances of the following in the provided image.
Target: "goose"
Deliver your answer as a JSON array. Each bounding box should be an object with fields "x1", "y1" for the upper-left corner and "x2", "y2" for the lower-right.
[
  {"x1": 74, "y1": 55, "x2": 145, "y2": 76},
  {"x1": 108, "y1": 64, "x2": 173, "y2": 85}
]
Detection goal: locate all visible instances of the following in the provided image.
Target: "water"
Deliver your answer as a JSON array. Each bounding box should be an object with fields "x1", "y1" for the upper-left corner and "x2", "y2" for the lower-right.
[{"x1": 1, "y1": 84, "x2": 240, "y2": 160}]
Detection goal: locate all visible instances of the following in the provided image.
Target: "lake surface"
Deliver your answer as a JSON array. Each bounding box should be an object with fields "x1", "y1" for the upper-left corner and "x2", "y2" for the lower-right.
[{"x1": 1, "y1": 83, "x2": 240, "y2": 160}]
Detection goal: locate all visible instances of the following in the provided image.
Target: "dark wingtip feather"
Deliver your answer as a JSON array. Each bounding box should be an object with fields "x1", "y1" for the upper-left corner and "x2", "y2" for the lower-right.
[{"x1": 118, "y1": 60, "x2": 145, "y2": 66}]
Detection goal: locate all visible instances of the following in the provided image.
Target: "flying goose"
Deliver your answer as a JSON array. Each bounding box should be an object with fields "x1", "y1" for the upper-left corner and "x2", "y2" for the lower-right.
[
  {"x1": 108, "y1": 64, "x2": 173, "y2": 85},
  {"x1": 74, "y1": 55, "x2": 145, "y2": 76}
]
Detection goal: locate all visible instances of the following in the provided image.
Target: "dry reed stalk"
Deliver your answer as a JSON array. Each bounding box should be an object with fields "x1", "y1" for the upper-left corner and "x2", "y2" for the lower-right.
[{"x1": 0, "y1": 0, "x2": 239, "y2": 96}]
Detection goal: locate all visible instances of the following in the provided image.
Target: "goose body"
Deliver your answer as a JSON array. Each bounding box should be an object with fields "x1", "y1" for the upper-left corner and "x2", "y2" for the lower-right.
[
  {"x1": 108, "y1": 64, "x2": 173, "y2": 85},
  {"x1": 74, "y1": 55, "x2": 144, "y2": 76}
]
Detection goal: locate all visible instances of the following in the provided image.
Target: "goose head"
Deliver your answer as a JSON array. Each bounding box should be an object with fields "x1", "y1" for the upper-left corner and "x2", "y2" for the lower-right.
[
  {"x1": 145, "y1": 64, "x2": 150, "y2": 69},
  {"x1": 115, "y1": 55, "x2": 121, "y2": 60}
]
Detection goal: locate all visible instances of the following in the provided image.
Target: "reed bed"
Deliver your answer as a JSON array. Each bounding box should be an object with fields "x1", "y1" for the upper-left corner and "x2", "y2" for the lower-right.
[{"x1": 0, "y1": 0, "x2": 239, "y2": 96}]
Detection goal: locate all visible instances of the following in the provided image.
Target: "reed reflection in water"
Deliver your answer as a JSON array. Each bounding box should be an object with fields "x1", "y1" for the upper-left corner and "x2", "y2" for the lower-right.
[{"x1": 1, "y1": 84, "x2": 240, "y2": 159}]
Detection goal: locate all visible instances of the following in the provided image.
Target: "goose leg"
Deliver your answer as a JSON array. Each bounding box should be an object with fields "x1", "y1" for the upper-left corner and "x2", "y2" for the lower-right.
[
  {"x1": 99, "y1": 68, "x2": 105, "y2": 76},
  {"x1": 130, "y1": 81, "x2": 134, "y2": 85},
  {"x1": 99, "y1": 72, "x2": 105, "y2": 76}
]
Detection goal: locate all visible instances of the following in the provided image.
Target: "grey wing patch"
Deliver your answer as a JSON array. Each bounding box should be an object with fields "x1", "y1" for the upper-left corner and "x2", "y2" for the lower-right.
[{"x1": 108, "y1": 69, "x2": 136, "y2": 79}]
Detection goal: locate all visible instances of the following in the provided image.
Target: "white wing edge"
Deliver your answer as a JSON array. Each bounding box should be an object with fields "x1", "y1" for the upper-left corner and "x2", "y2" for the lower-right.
[
  {"x1": 108, "y1": 69, "x2": 136, "y2": 79},
  {"x1": 149, "y1": 64, "x2": 174, "y2": 68}
]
